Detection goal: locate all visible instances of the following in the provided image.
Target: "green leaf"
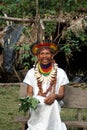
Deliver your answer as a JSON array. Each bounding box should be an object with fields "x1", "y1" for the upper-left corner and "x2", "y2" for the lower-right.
[{"x1": 19, "y1": 96, "x2": 40, "y2": 114}]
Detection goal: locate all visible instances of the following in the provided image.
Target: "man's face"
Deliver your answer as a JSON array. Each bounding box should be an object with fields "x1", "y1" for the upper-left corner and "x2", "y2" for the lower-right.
[{"x1": 37, "y1": 48, "x2": 53, "y2": 65}]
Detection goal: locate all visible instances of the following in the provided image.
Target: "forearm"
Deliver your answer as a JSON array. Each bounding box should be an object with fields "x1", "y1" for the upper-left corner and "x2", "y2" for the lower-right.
[
  {"x1": 55, "y1": 85, "x2": 65, "y2": 100},
  {"x1": 55, "y1": 93, "x2": 64, "y2": 101},
  {"x1": 27, "y1": 85, "x2": 33, "y2": 97}
]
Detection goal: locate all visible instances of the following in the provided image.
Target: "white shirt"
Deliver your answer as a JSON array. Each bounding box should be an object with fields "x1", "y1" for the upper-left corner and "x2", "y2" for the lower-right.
[
  {"x1": 23, "y1": 67, "x2": 69, "y2": 96},
  {"x1": 23, "y1": 66, "x2": 69, "y2": 130}
]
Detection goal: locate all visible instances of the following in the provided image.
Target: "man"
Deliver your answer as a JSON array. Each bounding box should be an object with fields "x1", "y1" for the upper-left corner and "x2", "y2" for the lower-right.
[{"x1": 23, "y1": 41, "x2": 69, "y2": 130}]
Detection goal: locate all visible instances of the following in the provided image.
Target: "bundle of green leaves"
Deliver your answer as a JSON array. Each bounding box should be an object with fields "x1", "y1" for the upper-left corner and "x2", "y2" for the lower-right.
[{"x1": 19, "y1": 96, "x2": 40, "y2": 114}]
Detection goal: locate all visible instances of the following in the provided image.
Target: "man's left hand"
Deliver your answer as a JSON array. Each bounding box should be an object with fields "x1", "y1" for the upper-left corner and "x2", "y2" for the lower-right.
[{"x1": 44, "y1": 94, "x2": 57, "y2": 105}]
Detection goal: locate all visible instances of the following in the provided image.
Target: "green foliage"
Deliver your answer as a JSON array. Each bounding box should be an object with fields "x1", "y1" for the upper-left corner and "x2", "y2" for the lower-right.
[
  {"x1": 0, "y1": 0, "x2": 36, "y2": 17},
  {"x1": 19, "y1": 96, "x2": 40, "y2": 114},
  {"x1": 61, "y1": 29, "x2": 87, "y2": 56},
  {"x1": 76, "y1": 32, "x2": 87, "y2": 46},
  {"x1": 15, "y1": 43, "x2": 36, "y2": 69},
  {"x1": 39, "y1": 0, "x2": 60, "y2": 15},
  {"x1": 0, "y1": 0, "x2": 87, "y2": 63},
  {"x1": 13, "y1": 25, "x2": 37, "y2": 69},
  {"x1": 63, "y1": 0, "x2": 87, "y2": 12},
  {"x1": 0, "y1": 0, "x2": 87, "y2": 18},
  {"x1": 45, "y1": 22, "x2": 57, "y2": 37}
]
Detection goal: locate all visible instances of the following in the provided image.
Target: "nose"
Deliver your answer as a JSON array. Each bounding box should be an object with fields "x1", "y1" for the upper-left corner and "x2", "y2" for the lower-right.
[
  {"x1": 40, "y1": 52, "x2": 47, "y2": 57},
  {"x1": 43, "y1": 53, "x2": 47, "y2": 57}
]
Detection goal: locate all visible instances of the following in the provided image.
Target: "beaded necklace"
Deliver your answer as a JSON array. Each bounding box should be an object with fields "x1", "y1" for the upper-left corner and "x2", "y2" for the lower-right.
[
  {"x1": 35, "y1": 63, "x2": 57, "y2": 97},
  {"x1": 38, "y1": 63, "x2": 52, "y2": 76}
]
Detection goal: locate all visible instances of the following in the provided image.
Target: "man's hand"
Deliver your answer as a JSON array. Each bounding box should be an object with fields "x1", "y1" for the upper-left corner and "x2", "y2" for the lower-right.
[{"x1": 44, "y1": 94, "x2": 57, "y2": 105}]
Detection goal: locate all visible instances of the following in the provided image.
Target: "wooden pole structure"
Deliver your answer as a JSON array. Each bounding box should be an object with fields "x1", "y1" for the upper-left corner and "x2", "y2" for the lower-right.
[
  {"x1": 36, "y1": 0, "x2": 40, "y2": 41},
  {"x1": 0, "y1": 16, "x2": 34, "y2": 23}
]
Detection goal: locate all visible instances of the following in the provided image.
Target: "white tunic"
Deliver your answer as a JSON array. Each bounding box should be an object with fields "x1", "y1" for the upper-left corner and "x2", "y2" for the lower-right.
[{"x1": 23, "y1": 67, "x2": 69, "y2": 130}]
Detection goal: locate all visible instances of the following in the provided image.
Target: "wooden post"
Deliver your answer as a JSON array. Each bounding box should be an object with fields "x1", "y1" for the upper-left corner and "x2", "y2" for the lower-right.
[
  {"x1": 77, "y1": 109, "x2": 83, "y2": 130},
  {"x1": 21, "y1": 123, "x2": 25, "y2": 130},
  {"x1": 36, "y1": 0, "x2": 40, "y2": 41},
  {"x1": 13, "y1": 66, "x2": 22, "y2": 82}
]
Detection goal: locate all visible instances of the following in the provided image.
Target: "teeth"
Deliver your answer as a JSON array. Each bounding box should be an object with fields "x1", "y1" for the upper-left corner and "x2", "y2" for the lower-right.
[
  {"x1": 49, "y1": 77, "x2": 52, "y2": 82},
  {"x1": 35, "y1": 63, "x2": 57, "y2": 83}
]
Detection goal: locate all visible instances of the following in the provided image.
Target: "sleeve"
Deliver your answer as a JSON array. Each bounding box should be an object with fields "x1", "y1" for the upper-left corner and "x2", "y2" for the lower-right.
[
  {"x1": 57, "y1": 68, "x2": 69, "y2": 86},
  {"x1": 23, "y1": 68, "x2": 34, "y2": 86}
]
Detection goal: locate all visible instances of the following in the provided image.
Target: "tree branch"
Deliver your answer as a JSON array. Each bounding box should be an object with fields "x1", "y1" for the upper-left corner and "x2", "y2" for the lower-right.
[
  {"x1": 0, "y1": 16, "x2": 35, "y2": 23},
  {"x1": 0, "y1": 15, "x2": 87, "y2": 23}
]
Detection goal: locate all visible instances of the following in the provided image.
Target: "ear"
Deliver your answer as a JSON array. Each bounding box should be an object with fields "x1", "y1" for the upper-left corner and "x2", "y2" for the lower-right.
[
  {"x1": 52, "y1": 54, "x2": 54, "y2": 59},
  {"x1": 36, "y1": 55, "x2": 40, "y2": 61},
  {"x1": 51, "y1": 54, "x2": 55, "y2": 63}
]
